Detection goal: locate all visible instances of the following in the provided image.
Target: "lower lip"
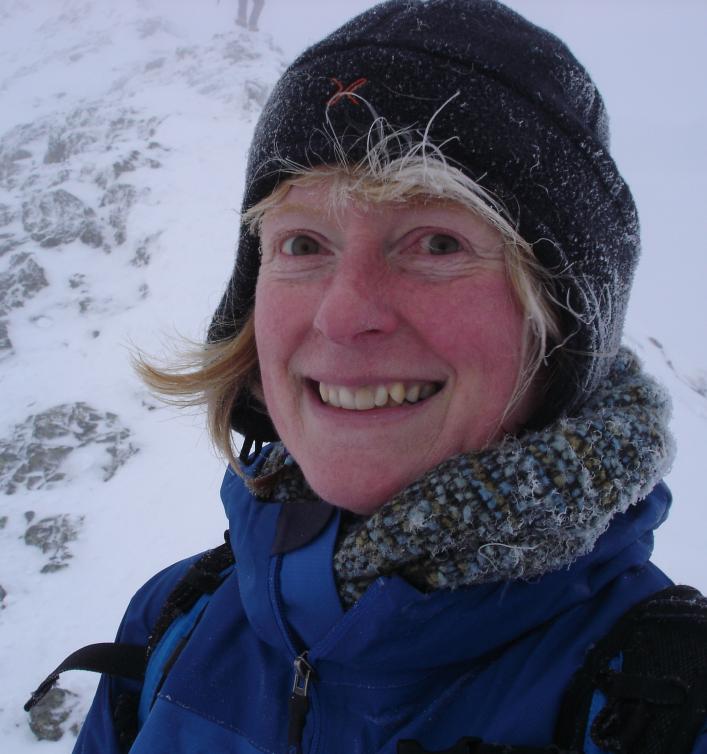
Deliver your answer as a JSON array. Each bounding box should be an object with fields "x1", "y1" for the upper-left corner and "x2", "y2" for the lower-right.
[{"x1": 304, "y1": 383, "x2": 439, "y2": 425}]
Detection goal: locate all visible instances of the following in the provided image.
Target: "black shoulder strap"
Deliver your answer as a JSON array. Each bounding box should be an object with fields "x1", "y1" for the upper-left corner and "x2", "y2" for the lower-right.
[
  {"x1": 24, "y1": 643, "x2": 146, "y2": 712},
  {"x1": 146, "y1": 535, "x2": 235, "y2": 657},
  {"x1": 397, "y1": 586, "x2": 707, "y2": 754},
  {"x1": 23, "y1": 534, "x2": 235, "y2": 714},
  {"x1": 556, "y1": 585, "x2": 707, "y2": 754}
]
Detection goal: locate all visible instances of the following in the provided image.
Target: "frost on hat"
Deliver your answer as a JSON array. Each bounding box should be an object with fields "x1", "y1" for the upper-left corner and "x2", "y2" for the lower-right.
[{"x1": 211, "y1": 0, "x2": 640, "y2": 441}]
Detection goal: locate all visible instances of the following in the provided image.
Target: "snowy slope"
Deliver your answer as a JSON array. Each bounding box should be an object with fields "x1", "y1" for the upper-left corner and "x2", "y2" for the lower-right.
[{"x1": 0, "y1": 1, "x2": 704, "y2": 751}]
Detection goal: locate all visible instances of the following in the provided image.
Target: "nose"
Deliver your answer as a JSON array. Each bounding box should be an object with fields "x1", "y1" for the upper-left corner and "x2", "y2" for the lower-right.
[{"x1": 312, "y1": 255, "x2": 398, "y2": 343}]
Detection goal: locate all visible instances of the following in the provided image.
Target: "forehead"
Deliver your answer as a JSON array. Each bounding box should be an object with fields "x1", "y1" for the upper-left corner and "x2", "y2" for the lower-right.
[{"x1": 261, "y1": 179, "x2": 478, "y2": 226}]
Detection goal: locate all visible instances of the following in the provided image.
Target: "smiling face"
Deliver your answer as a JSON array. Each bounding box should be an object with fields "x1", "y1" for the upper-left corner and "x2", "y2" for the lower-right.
[{"x1": 254, "y1": 180, "x2": 538, "y2": 513}]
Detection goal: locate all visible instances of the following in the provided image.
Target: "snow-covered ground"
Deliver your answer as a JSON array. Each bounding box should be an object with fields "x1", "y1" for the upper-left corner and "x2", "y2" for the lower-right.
[{"x1": 0, "y1": 1, "x2": 704, "y2": 750}]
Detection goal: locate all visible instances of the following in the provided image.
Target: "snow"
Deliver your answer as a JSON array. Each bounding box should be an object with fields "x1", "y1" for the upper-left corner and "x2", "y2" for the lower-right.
[{"x1": 0, "y1": 1, "x2": 704, "y2": 751}]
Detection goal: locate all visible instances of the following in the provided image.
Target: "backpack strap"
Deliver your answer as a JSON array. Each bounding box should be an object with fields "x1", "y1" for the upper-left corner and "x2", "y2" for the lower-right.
[
  {"x1": 24, "y1": 643, "x2": 146, "y2": 712},
  {"x1": 23, "y1": 534, "x2": 236, "y2": 747},
  {"x1": 555, "y1": 585, "x2": 707, "y2": 754},
  {"x1": 138, "y1": 540, "x2": 235, "y2": 724},
  {"x1": 146, "y1": 536, "x2": 235, "y2": 657},
  {"x1": 397, "y1": 586, "x2": 707, "y2": 754}
]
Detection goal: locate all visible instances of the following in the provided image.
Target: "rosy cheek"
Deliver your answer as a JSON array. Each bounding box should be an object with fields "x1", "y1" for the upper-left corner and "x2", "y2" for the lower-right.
[
  {"x1": 403, "y1": 277, "x2": 521, "y2": 355},
  {"x1": 255, "y1": 279, "x2": 317, "y2": 391}
]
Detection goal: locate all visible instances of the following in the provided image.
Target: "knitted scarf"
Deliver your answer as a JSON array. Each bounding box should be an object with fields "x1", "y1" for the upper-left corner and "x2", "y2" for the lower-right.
[{"x1": 246, "y1": 349, "x2": 674, "y2": 608}]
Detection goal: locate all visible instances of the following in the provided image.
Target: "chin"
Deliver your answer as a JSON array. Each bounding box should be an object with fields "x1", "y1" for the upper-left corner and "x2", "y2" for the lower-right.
[{"x1": 304, "y1": 469, "x2": 404, "y2": 515}]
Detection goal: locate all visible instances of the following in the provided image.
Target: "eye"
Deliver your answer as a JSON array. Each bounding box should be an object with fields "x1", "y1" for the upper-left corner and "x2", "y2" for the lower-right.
[
  {"x1": 282, "y1": 234, "x2": 320, "y2": 256},
  {"x1": 423, "y1": 233, "x2": 460, "y2": 255}
]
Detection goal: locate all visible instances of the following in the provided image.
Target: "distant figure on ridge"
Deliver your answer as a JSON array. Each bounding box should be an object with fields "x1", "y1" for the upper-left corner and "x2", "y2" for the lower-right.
[{"x1": 237, "y1": 0, "x2": 264, "y2": 31}]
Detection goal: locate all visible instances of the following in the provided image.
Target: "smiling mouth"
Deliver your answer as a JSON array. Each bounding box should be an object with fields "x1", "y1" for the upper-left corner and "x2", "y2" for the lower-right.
[{"x1": 315, "y1": 380, "x2": 443, "y2": 411}]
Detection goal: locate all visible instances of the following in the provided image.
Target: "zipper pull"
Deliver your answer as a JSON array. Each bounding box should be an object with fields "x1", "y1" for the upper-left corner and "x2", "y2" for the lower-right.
[{"x1": 287, "y1": 651, "x2": 315, "y2": 753}]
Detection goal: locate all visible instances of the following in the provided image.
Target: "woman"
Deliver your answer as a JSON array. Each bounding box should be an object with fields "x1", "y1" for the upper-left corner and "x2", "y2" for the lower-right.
[{"x1": 66, "y1": 0, "x2": 705, "y2": 751}]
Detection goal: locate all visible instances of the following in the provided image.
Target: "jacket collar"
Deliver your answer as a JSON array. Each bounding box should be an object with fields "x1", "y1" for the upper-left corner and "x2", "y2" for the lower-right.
[{"x1": 221, "y1": 461, "x2": 671, "y2": 676}]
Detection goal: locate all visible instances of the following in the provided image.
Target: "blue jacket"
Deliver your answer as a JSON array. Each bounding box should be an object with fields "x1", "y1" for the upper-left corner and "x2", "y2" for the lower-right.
[{"x1": 74, "y1": 462, "x2": 707, "y2": 753}]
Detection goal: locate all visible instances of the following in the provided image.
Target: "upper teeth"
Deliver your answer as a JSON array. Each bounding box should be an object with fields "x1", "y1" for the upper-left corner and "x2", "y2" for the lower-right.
[{"x1": 318, "y1": 381, "x2": 437, "y2": 410}]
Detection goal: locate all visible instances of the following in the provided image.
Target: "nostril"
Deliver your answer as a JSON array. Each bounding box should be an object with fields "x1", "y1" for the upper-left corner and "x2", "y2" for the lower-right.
[{"x1": 313, "y1": 282, "x2": 398, "y2": 342}]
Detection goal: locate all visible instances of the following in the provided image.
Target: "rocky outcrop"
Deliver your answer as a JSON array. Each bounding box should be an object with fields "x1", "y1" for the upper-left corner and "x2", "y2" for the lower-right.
[
  {"x1": 21, "y1": 189, "x2": 103, "y2": 248},
  {"x1": 43, "y1": 128, "x2": 97, "y2": 165},
  {"x1": 28, "y1": 686, "x2": 80, "y2": 741},
  {"x1": 0, "y1": 252, "x2": 49, "y2": 314},
  {"x1": 24, "y1": 513, "x2": 84, "y2": 573},
  {"x1": 0, "y1": 203, "x2": 14, "y2": 227},
  {"x1": 100, "y1": 183, "x2": 138, "y2": 245},
  {"x1": 0, "y1": 402, "x2": 138, "y2": 494},
  {"x1": 0, "y1": 121, "x2": 45, "y2": 190},
  {"x1": 0, "y1": 317, "x2": 12, "y2": 351}
]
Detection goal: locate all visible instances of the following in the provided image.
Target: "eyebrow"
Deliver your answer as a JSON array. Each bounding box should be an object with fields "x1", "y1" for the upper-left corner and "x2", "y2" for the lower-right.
[{"x1": 263, "y1": 202, "x2": 330, "y2": 220}]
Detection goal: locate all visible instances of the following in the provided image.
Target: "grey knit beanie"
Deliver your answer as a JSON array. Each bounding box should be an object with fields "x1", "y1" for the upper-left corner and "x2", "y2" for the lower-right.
[{"x1": 210, "y1": 0, "x2": 640, "y2": 442}]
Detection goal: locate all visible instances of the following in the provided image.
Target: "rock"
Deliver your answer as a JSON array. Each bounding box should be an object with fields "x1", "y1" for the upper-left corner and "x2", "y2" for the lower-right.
[
  {"x1": 27, "y1": 686, "x2": 80, "y2": 742},
  {"x1": 0, "y1": 121, "x2": 44, "y2": 190},
  {"x1": 25, "y1": 513, "x2": 83, "y2": 572},
  {"x1": 0, "y1": 203, "x2": 14, "y2": 227},
  {"x1": 145, "y1": 57, "x2": 166, "y2": 72},
  {"x1": 0, "y1": 515, "x2": 7, "y2": 528},
  {"x1": 65, "y1": 105, "x2": 99, "y2": 130},
  {"x1": 0, "y1": 252, "x2": 49, "y2": 315},
  {"x1": 21, "y1": 189, "x2": 100, "y2": 248},
  {"x1": 112, "y1": 149, "x2": 140, "y2": 178},
  {"x1": 43, "y1": 129, "x2": 96, "y2": 164},
  {"x1": 0, "y1": 318, "x2": 11, "y2": 351},
  {"x1": 130, "y1": 239, "x2": 151, "y2": 267},
  {"x1": 48, "y1": 168, "x2": 71, "y2": 187},
  {"x1": 9, "y1": 442, "x2": 73, "y2": 489},
  {"x1": 79, "y1": 221, "x2": 104, "y2": 248},
  {"x1": 129, "y1": 232, "x2": 161, "y2": 268},
  {"x1": 0, "y1": 583, "x2": 6, "y2": 607},
  {"x1": 78, "y1": 296, "x2": 93, "y2": 313},
  {"x1": 68, "y1": 272, "x2": 86, "y2": 289},
  {"x1": 224, "y1": 39, "x2": 260, "y2": 63},
  {"x1": 0, "y1": 233, "x2": 24, "y2": 257},
  {"x1": 0, "y1": 402, "x2": 138, "y2": 494},
  {"x1": 100, "y1": 183, "x2": 137, "y2": 245},
  {"x1": 0, "y1": 146, "x2": 34, "y2": 187}
]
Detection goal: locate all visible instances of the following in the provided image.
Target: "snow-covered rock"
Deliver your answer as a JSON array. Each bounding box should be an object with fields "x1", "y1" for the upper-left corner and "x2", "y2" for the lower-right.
[
  {"x1": 0, "y1": 252, "x2": 48, "y2": 313},
  {"x1": 22, "y1": 189, "x2": 101, "y2": 249},
  {"x1": 27, "y1": 686, "x2": 81, "y2": 742},
  {"x1": 0, "y1": 402, "x2": 137, "y2": 495},
  {"x1": 24, "y1": 513, "x2": 84, "y2": 573}
]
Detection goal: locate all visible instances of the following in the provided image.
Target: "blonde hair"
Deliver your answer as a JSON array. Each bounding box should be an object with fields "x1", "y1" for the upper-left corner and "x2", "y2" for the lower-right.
[{"x1": 136, "y1": 137, "x2": 562, "y2": 469}]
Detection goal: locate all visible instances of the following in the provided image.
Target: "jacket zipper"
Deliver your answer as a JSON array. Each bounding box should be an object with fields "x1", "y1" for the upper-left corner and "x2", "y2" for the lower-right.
[
  {"x1": 269, "y1": 555, "x2": 318, "y2": 753},
  {"x1": 287, "y1": 650, "x2": 315, "y2": 753}
]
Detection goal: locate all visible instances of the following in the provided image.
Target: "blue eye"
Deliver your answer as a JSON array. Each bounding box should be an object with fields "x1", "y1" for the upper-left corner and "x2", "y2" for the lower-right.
[
  {"x1": 283, "y1": 235, "x2": 320, "y2": 255},
  {"x1": 424, "y1": 234, "x2": 460, "y2": 255}
]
